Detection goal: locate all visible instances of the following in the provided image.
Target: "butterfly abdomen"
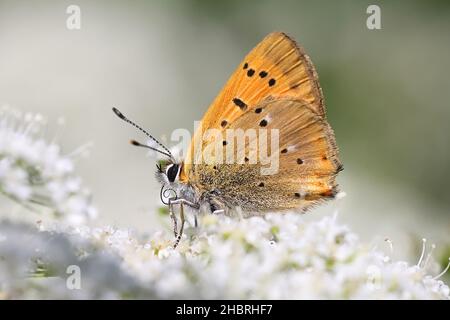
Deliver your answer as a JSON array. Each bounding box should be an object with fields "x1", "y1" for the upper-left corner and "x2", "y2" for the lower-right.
[{"x1": 192, "y1": 160, "x2": 339, "y2": 214}]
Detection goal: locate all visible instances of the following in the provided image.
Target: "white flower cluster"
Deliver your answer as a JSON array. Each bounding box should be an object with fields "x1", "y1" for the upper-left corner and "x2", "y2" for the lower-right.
[
  {"x1": 1, "y1": 213, "x2": 448, "y2": 299},
  {"x1": 89, "y1": 214, "x2": 450, "y2": 299},
  {"x1": 0, "y1": 106, "x2": 96, "y2": 225}
]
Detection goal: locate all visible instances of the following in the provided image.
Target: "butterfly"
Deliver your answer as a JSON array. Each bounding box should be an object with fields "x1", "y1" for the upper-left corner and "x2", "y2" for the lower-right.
[{"x1": 113, "y1": 32, "x2": 343, "y2": 248}]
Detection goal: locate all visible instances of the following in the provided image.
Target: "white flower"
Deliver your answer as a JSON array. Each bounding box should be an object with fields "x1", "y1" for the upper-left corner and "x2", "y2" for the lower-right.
[
  {"x1": 0, "y1": 106, "x2": 96, "y2": 225},
  {"x1": 0, "y1": 158, "x2": 31, "y2": 200}
]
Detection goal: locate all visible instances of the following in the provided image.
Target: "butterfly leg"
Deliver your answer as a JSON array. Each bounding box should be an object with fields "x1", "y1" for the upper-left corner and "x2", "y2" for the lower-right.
[
  {"x1": 173, "y1": 202, "x2": 185, "y2": 249},
  {"x1": 169, "y1": 198, "x2": 200, "y2": 209},
  {"x1": 168, "y1": 199, "x2": 178, "y2": 238},
  {"x1": 169, "y1": 198, "x2": 200, "y2": 248}
]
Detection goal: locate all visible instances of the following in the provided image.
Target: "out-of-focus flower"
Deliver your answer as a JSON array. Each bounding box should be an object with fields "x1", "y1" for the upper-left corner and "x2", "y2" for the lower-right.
[
  {"x1": 1, "y1": 213, "x2": 447, "y2": 299},
  {"x1": 0, "y1": 106, "x2": 96, "y2": 225}
]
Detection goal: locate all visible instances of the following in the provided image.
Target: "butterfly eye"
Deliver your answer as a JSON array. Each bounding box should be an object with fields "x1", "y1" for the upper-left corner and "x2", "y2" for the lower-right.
[{"x1": 165, "y1": 164, "x2": 179, "y2": 183}]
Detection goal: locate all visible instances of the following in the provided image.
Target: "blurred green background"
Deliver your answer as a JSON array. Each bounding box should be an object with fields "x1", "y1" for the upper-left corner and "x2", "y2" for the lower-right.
[{"x1": 0, "y1": 0, "x2": 449, "y2": 266}]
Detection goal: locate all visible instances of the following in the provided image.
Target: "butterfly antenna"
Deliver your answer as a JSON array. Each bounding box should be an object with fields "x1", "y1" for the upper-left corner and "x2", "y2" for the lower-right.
[
  {"x1": 129, "y1": 139, "x2": 173, "y2": 159},
  {"x1": 112, "y1": 107, "x2": 174, "y2": 160}
]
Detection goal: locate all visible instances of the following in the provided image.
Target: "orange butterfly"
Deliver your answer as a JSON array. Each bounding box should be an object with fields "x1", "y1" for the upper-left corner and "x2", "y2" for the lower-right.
[{"x1": 113, "y1": 32, "x2": 343, "y2": 248}]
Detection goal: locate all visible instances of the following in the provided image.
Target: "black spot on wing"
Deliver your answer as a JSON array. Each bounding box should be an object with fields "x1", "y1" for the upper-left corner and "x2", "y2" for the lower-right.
[{"x1": 232, "y1": 98, "x2": 248, "y2": 111}]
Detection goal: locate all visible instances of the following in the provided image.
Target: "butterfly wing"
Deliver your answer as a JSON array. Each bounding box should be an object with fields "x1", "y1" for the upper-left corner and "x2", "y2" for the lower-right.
[
  {"x1": 206, "y1": 31, "x2": 325, "y2": 124},
  {"x1": 182, "y1": 32, "x2": 325, "y2": 172},
  {"x1": 180, "y1": 32, "x2": 341, "y2": 212},
  {"x1": 188, "y1": 97, "x2": 341, "y2": 213}
]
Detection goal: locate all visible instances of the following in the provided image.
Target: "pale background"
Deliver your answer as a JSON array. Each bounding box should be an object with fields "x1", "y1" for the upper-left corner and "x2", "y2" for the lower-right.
[{"x1": 0, "y1": 0, "x2": 449, "y2": 267}]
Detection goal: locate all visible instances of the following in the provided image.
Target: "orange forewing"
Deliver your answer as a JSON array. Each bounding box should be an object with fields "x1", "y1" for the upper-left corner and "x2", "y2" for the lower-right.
[{"x1": 182, "y1": 32, "x2": 326, "y2": 181}]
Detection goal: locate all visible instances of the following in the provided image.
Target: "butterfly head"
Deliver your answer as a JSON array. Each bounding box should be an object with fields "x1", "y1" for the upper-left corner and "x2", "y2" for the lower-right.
[{"x1": 155, "y1": 159, "x2": 183, "y2": 185}]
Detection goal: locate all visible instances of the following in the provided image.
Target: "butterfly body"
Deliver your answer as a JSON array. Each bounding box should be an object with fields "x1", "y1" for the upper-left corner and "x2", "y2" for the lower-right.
[{"x1": 114, "y1": 32, "x2": 343, "y2": 247}]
